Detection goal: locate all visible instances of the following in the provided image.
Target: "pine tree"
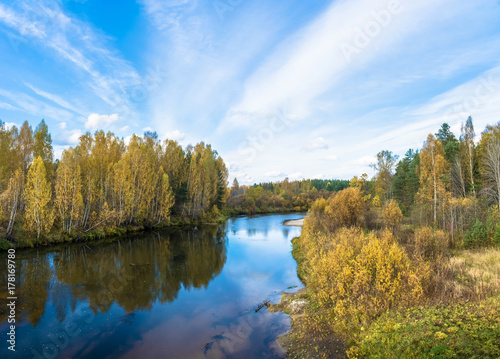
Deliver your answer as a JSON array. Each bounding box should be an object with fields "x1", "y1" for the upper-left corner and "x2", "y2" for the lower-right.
[{"x1": 460, "y1": 116, "x2": 476, "y2": 195}]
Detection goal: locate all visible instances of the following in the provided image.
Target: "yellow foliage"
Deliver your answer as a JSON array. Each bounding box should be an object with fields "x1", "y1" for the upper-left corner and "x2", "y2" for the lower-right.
[
  {"x1": 372, "y1": 195, "x2": 381, "y2": 207},
  {"x1": 382, "y1": 200, "x2": 403, "y2": 229},
  {"x1": 304, "y1": 188, "x2": 365, "y2": 234},
  {"x1": 324, "y1": 187, "x2": 365, "y2": 232},
  {"x1": 300, "y1": 227, "x2": 431, "y2": 330},
  {"x1": 24, "y1": 157, "x2": 54, "y2": 239},
  {"x1": 413, "y1": 226, "x2": 448, "y2": 258},
  {"x1": 55, "y1": 149, "x2": 83, "y2": 234}
]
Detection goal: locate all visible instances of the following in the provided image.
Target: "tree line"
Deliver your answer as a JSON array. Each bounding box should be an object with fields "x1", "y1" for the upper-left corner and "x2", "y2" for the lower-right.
[
  {"x1": 292, "y1": 116, "x2": 500, "y2": 358},
  {"x1": 226, "y1": 178, "x2": 350, "y2": 214},
  {"x1": 351, "y1": 116, "x2": 500, "y2": 247},
  {"x1": 0, "y1": 120, "x2": 228, "y2": 245}
]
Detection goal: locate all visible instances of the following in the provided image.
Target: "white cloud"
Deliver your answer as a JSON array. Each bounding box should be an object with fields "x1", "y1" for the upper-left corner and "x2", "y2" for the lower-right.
[
  {"x1": 53, "y1": 144, "x2": 70, "y2": 160},
  {"x1": 120, "y1": 125, "x2": 130, "y2": 132},
  {"x1": 353, "y1": 155, "x2": 376, "y2": 166},
  {"x1": 324, "y1": 154, "x2": 338, "y2": 161},
  {"x1": 85, "y1": 113, "x2": 119, "y2": 131},
  {"x1": 265, "y1": 170, "x2": 284, "y2": 177},
  {"x1": 164, "y1": 129, "x2": 185, "y2": 141},
  {"x1": 124, "y1": 135, "x2": 133, "y2": 146},
  {"x1": 67, "y1": 129, "x2": 82, "y2": 145},
  {"x1": 143, "y1": 126, "x2": 154, "y2": 132},
  {"x1": 289, "y1": 172, "x2": 303, "y2": 179},
  {"x1": 59, "y1": 122, "x2": 67, "y2": 129},
  {"x1": 2, "y1": 122, "x2": 18, "y2": 130},
  {"x1": 304, "y1": 137, "x2": 328, "y2": 151}
]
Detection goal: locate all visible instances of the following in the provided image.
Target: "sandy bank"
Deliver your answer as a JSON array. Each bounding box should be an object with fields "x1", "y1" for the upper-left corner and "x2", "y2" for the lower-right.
[{"x1": 283, "y1": 218, "x2": 305, "y2": 227}]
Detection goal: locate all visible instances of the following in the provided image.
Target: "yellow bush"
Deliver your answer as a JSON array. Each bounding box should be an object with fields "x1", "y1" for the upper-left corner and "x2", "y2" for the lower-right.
[
  {"x1": 382, "y1": 200, "x2": 403, "y2": 230},
  {"x1": 324, "y1": 187, "x2": 365, "y2": 232},
  {"x1": 300, "y1": 227, "x2": 431, "y2": 331},
  {"x1": 413, "y1": 226, "x2": 448, "y2": 258},
  {"x1": 304, "y1": 188, "x2": 365, "y2": 234}
]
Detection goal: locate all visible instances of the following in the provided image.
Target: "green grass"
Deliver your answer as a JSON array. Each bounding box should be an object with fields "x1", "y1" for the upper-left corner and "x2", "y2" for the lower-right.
[{"x1": 354, "y1": 295, "x2": 500, "y2": 358}]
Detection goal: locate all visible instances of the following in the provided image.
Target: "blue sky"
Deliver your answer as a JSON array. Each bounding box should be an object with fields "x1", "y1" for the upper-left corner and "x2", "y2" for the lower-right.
[{"x1": 1, "y1": 0, "x2": 500, "y2": 184}]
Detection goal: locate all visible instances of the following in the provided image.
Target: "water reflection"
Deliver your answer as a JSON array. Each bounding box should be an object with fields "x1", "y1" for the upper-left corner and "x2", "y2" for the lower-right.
[
  {"x1": 1, "y1": 226, "x2": 226, "y2": 326},
  {"x1": 0, "y1": 214, "x2": 304, "y2": 359}
]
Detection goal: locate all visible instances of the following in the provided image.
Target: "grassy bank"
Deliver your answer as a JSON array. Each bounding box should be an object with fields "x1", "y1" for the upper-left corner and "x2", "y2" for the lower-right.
[
  {"x1": 285, "y1": 236, "x2": 500, "y2": 358},
  {"x1": 277, "y1": 188, "x2": 500, "y2": 358},
  {"x1": 0, "y1": 213, "x2": 228, "y2": 250}
]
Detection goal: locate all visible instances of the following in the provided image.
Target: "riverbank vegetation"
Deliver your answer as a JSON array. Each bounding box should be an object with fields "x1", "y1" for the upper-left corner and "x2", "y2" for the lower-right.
[
  {"x1": 226, "y1": 178, "x2": 349, "y2": 214},
  {"x1": 288, "y1": 117, "x2": 500, "y2": 358},
  {"x1": 0, "y1": 120, "x2": 228, "y2": 249}
]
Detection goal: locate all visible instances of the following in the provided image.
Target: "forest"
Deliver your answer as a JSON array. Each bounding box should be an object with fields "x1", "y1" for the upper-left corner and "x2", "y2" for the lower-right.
[
  {"x1": 288, "y1": 116, "x2": 500, "y2": 358},
  {"x1": 226, "y1": 178, "x2": 349, "y2": 214},
  {"x1": 0, "y1": 120, "x2": 228, "y2": 247}
]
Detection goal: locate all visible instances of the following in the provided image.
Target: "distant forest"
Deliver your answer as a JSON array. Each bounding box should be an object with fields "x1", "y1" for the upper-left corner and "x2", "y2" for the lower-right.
[
  {"x1": 226, "y1": 178, "x2": 350, "y2": 214},
  {"x1": 0, "y1": 120, "x2": 228, "y2": 246}
]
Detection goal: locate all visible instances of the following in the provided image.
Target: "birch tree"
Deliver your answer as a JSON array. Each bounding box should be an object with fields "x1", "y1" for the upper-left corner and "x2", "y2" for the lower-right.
[
  {"x1": 1, "y1": 169, "x2": 23, "y2": 235},
  {"x1": 55, "y1": 149, "x2": 83, "y2": 233},
  {"x1": 24, "y1": 157, "x2": 54, "y2": 239},
  {"x1": 416, "y1": 134, "x2": 448, "y2": 225}
]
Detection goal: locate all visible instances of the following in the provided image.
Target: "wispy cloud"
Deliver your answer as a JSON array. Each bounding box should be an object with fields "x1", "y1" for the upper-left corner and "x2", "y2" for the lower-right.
[
  {"x1": 0, "y1": 1, "x2": 141, "y2": 113},
  {"x1": 0, "y1": 88, "x2": 74, "y2": 123},
  {"x1": 303, "y1": 137, "x2": 329, "y2": 152},
  {"x1": 85, "y1": 113, "x2": 119, "y2": 131},
  {"x1": 24, "y1": 82, "x2": 84, "y2": 115}
]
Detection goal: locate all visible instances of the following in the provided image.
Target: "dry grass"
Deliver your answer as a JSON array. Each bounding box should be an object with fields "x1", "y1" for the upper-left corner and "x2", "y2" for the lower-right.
[{"x1": 440, "y1": 248, "x2": 500, "y2": 301}]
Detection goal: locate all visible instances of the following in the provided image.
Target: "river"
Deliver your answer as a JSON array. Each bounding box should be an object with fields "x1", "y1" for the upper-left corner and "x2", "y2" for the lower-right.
[{"x1": 0, "y1": 213, "x2": 304, "y2": 359}]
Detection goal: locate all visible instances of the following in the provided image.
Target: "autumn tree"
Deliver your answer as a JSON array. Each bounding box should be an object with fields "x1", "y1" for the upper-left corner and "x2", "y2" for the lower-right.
[
  {"x1": 0, "y1": 121, "x2": 18, "y2": 192},
  {"x1": 371, "y1": 150, "x2": 399, "y2": 202},
  {"x1": 1, "y1": 169, "x2": 23, "y2": 235},
  {"x1": 24, "y1": 157, "x2": 54, "y2": 239},
  {"x1": 324, "y1": 187, "x2": 365, "y2": 231},
  {"x1": 158, "y1": 173, "x2": 175, "y2": 224},
  {"x1": 33, "y1": 119, "x2": 54, "y2": 181},
  {"x1": 382, "y1": 199, "x2": 403, "y2": 231},
  {"x1": 55, "y1": 149, "x2": 83, "y2": 234},
  {"x1": 416, "y1": 134, "x2": 448, "y2": 225},
  {"x1": 480, "y1": 133, "x2": 500, "y2": 209},
  {"x1": 185, "y1": 142, "x2": 227, "y2": 219},
  {"x1": 17, "y1": 120, "x2": 34, "y2": 176}
]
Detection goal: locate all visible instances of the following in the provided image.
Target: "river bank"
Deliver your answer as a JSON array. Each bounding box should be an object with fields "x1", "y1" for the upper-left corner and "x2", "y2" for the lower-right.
[
  {"x1": 283, "y1": 218, "x2": 305, "y2": 226},
  {"x1": 0, "y1": 214, "x2": 228, "y2": 251},
  {"x1": 269, "y1": 289, "x2": 346, "y2": 358}
]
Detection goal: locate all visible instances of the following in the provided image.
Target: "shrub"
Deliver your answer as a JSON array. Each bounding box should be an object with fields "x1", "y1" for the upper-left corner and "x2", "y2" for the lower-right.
[
  {"x1": 382, "y1": 200, "x2": 403, "y2": 230},
  {"x1": 464, "y1": 219, "x2": 487, "y2": 248},
  {"x1": 413, "y1": 226, "x2": 448, "y2": 258},
  {"x1": 495, "y1": 224, "x2": 500, "y2": 246},
  {"x1": 324, "y1": 187, "x2": 365, "y2": 232},
  {"x1": 301, "y1": 228, "x2": 431, "y2": 333}
]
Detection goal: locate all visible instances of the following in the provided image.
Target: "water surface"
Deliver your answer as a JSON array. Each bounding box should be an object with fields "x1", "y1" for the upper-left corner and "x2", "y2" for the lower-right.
[{"x1": 0, "y1": 214, "x2": 304, "y2": 359}]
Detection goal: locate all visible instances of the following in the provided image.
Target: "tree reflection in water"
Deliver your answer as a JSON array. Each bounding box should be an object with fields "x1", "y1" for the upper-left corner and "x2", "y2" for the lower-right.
[{"x1": 0, "y1": 225, "x2": 227, "y2": 326}]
